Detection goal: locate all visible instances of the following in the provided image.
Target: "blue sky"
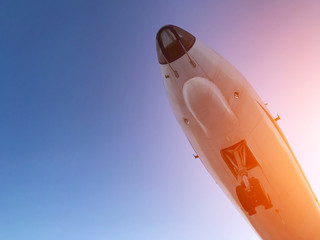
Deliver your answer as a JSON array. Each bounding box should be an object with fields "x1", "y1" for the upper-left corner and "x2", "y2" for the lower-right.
[{"x1": 1, "y1": 1, "x2": 320, "y2": 239}]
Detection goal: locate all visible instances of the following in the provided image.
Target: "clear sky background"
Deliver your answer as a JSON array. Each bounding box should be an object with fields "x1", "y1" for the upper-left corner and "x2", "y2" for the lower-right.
[{"x1": 1, "y1": 1, "x2": 320, "y2": 239}]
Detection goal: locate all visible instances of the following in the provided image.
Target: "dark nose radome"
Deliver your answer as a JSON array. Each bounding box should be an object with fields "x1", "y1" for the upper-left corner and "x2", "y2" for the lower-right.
[{"x1": 156, "y1": 25, "x2": 196, "y2": 65}]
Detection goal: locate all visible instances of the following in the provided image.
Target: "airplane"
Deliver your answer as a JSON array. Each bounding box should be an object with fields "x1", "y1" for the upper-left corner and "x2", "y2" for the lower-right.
[{"x1": 155, "y1": 25, "x2": 320, "y2": 239}]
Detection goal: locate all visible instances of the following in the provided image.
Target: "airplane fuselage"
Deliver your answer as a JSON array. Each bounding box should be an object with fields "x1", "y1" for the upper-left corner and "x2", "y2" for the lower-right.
[{"x1": 156, "y1": 25, "x2": 320, "y2": 239}]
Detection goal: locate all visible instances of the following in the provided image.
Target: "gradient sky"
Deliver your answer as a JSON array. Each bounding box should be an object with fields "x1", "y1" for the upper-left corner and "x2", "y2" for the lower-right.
[{"x1": 1, "y1": 1, "x2": 320, "y2": 239}]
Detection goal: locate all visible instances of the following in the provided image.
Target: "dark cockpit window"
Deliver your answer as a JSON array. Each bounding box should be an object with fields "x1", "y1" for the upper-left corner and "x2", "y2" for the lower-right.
[
  {"x1": 159, "y1": 28, "x2": 183, "y2": 64},
  {"x1": 171, "y1": 25, "x2": 195, "y2": 50},
  {"x1": 156, "y1": 25, "x2": 196, "y2": 64}
]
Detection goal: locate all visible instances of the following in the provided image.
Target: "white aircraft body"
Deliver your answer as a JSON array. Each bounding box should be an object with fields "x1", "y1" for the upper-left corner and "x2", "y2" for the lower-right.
[{"x1": 156, "y1": 25, "x2": 320, "y2": 239}]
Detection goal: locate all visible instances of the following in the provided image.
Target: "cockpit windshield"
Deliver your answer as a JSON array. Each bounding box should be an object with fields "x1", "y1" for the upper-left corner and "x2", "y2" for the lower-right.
[{"x1": 156, "y1": 25, "x2": 196, "y2": 64}]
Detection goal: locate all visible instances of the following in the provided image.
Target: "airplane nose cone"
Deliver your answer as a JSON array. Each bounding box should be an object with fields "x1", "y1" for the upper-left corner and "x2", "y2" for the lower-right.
[{"x1": 156, "y1": 25, "x2": 196, "y2": 64}]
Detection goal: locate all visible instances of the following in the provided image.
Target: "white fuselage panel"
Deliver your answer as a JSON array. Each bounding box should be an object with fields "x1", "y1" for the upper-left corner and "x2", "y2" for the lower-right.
[{"x1": 159, "y1": 38, "x2": 320, "y2": 239}]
